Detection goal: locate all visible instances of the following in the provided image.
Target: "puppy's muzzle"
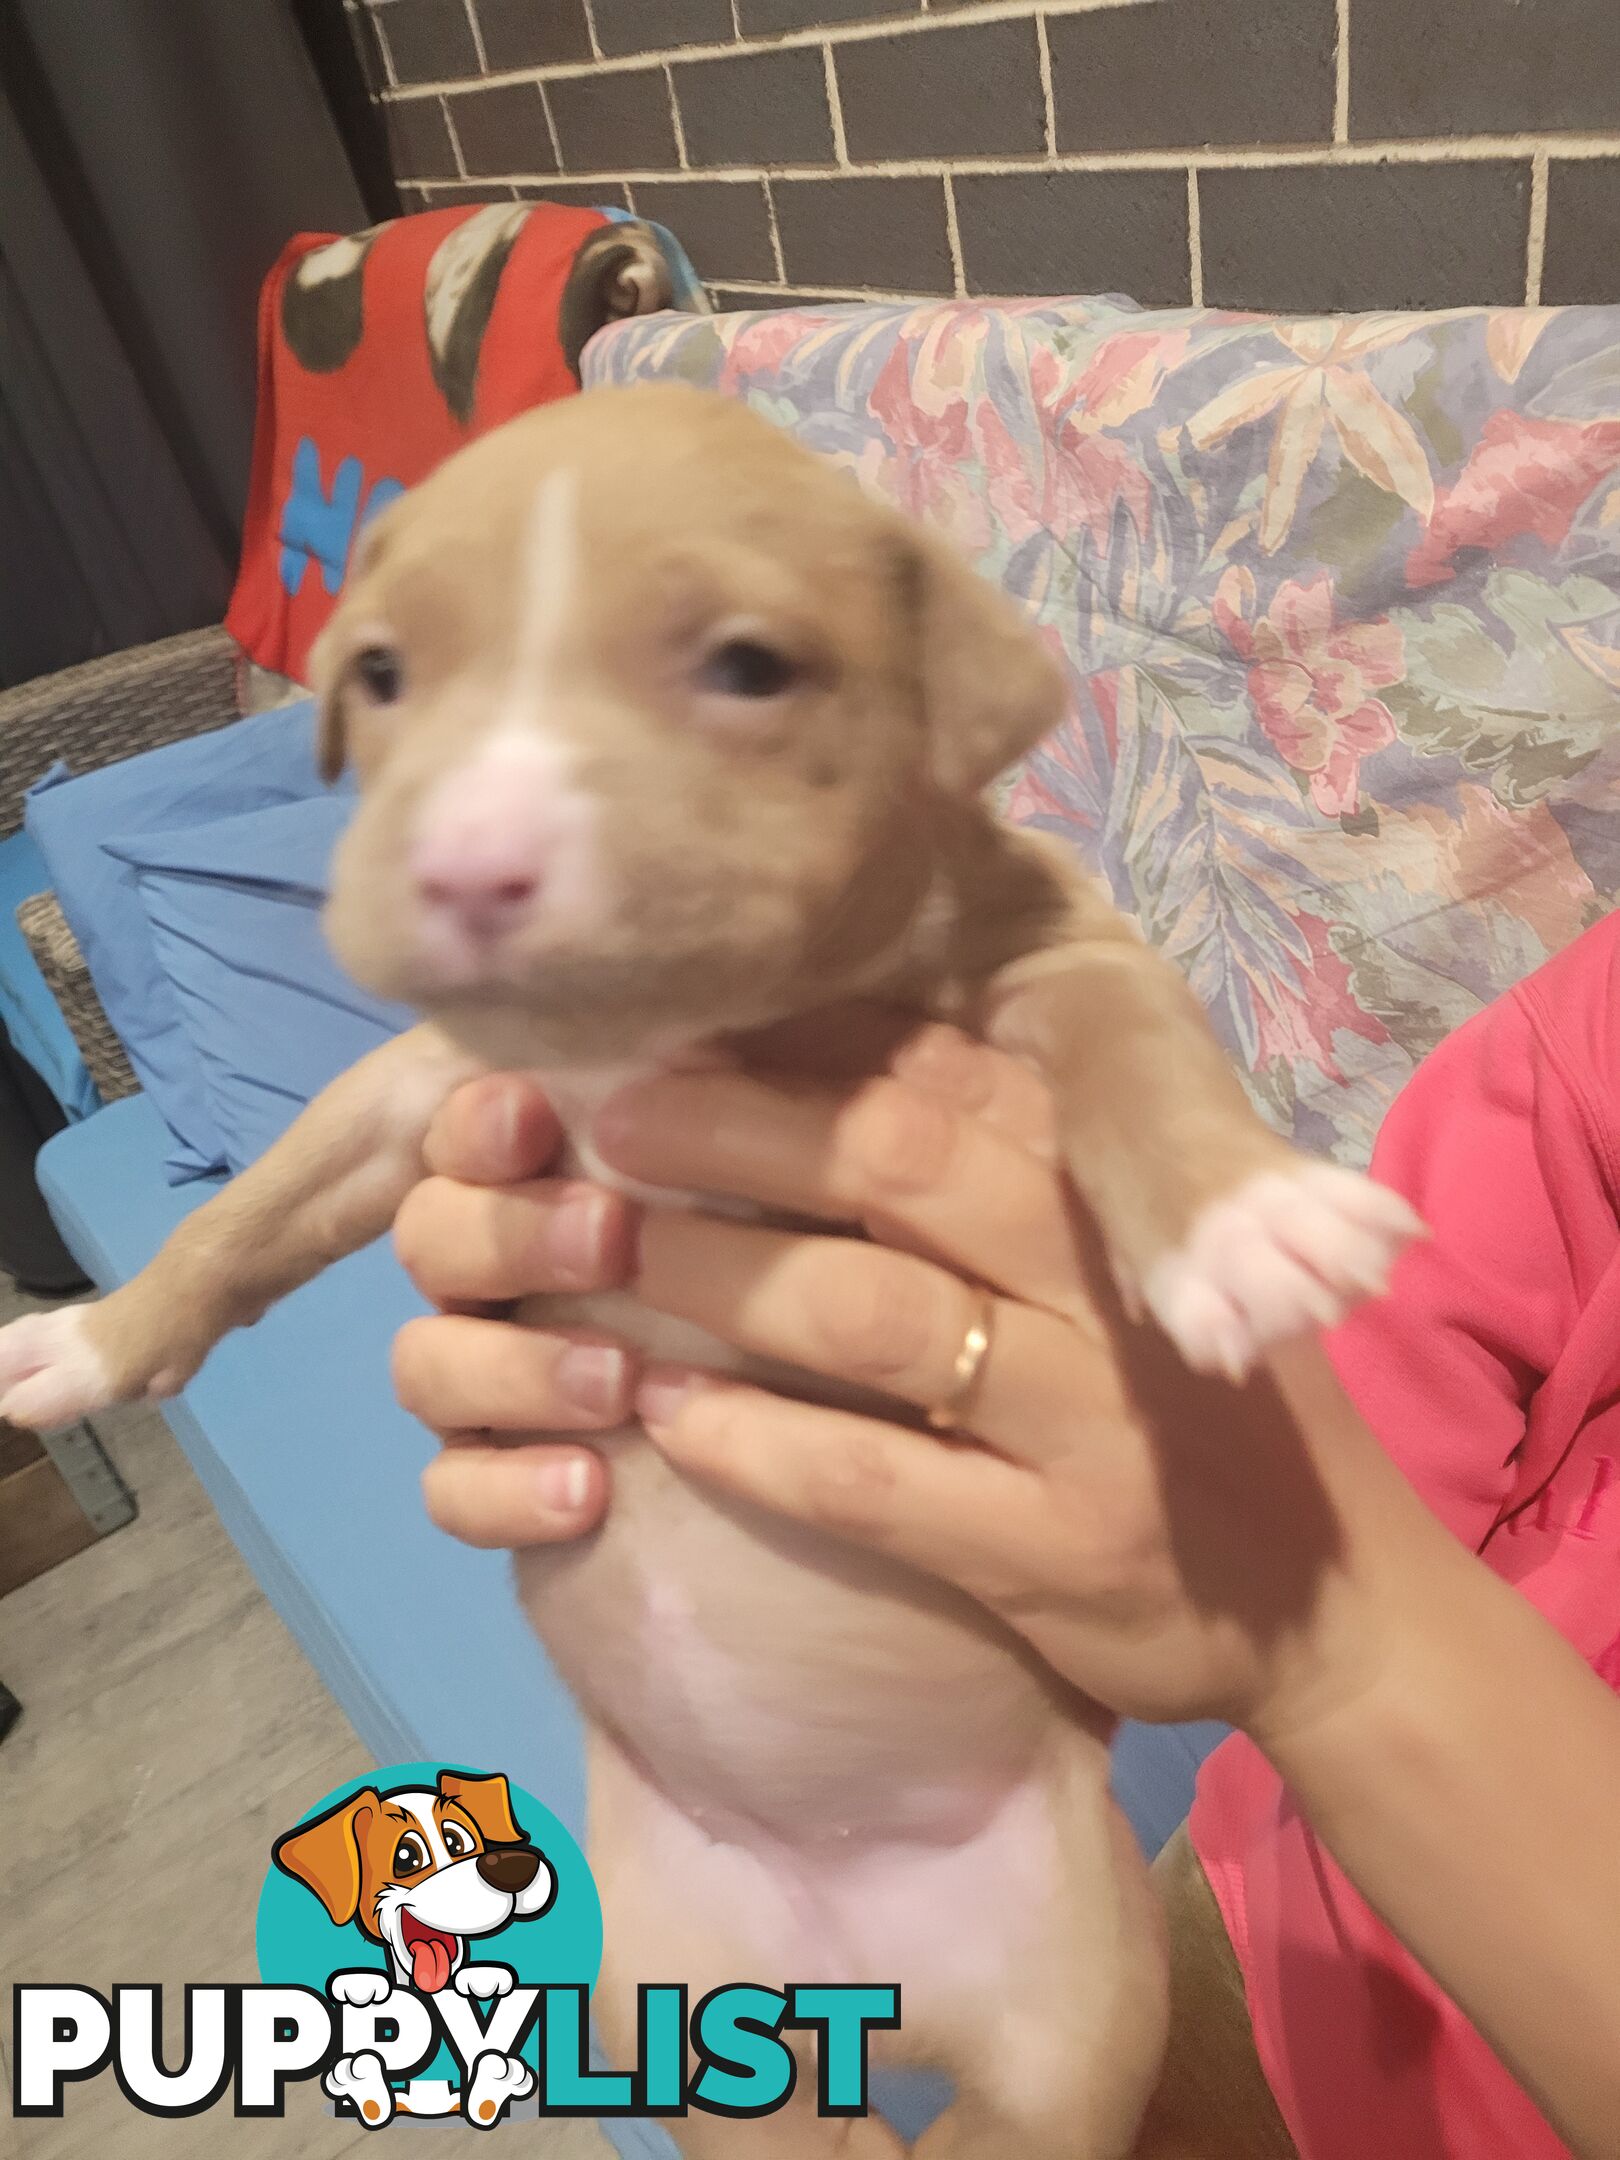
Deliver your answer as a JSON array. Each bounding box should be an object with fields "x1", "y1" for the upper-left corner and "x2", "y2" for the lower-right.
[{"x1": 476, "y1": 1846, "x2": 543, "y2": 1893}]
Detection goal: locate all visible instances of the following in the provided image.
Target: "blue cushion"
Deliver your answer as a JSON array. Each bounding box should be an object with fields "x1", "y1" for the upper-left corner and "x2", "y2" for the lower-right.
[
  {"x1": 105, "y1": 794, "x2": 412, "y2": 1175},
  {"x1": 0, "y1": 829, "x2": 100, "y2": 1119},
  {"x1": 25, "y1": 701, "x2": 329, "y2": 1180}
]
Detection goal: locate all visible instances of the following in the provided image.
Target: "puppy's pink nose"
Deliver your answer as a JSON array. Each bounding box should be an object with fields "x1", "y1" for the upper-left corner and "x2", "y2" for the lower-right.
[{"x1": 409, "y1": 817, "x2": 544, "y2": 943}]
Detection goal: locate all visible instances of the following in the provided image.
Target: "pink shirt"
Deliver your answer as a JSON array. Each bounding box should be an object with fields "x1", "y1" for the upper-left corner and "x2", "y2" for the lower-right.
[{"x1": 1190, "y1": 911, "x2": 1620, "y2": 2160}]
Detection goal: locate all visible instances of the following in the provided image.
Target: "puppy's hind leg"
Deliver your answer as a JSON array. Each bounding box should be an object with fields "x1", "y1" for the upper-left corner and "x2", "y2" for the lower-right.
[
  {"x1": 0, "y1": 1023, "x2": 481, "y2": 1428},
  {"x1": 912, "y1": 1744, "x2": 1168, "y2": 2160}
]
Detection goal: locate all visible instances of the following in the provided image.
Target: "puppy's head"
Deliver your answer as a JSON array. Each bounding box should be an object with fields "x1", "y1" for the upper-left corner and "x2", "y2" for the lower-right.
[
  {"x1": 314, "y1": 383, "x2": 1064, "y2": 1066},
  {"x1": 272, "y1": 1772, "x2": 554, "y2": 1993}
]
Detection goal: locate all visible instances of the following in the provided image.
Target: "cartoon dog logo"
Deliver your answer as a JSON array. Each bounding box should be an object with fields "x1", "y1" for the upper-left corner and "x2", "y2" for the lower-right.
[{"x1": 272, "y1": 1770, "x2": 556, "y2": 2127}]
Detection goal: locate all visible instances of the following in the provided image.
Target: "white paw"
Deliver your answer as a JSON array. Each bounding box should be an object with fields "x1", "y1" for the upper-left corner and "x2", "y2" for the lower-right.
[
  {"x1": 463, "y1": 2051, "x2": 534, "y2": 2128},
  {"x1": 330, "y1": 1968, "x2": 394, "y2": 2008},
  {"x1": 0, "y1": 1307, "x2": 113, "y2": 1430},
  {"x1": 325, "y1": 2050, "x2": 394, "y2": 2127},
  {"x1": 454, "y1": 1964, "x2": 514, "y2": 2000},
  {"x1": 1143, "y1": 1164, "x2": 1425, "y2": 1379}
]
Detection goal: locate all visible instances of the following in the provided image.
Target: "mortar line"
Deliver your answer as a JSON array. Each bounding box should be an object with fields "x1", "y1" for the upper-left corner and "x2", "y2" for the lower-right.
[
  {"x1": 1334, "y1": 0, "x2": 1351, "y2": 143},
  {"x1": 1527, "y1": 149, "x2": 1549, "y2": 305},
  {"x1": 763, "y1": 175, "x2": 788, "y2": 282},
  {"x1": 666, "y1": 63, "x2": 690, "y2": 169},
  {"x1": 537, "y1": 78, "x2": 565, "y2": 173},
  {"x1": 824, "y1": 43, "x2": 850, "y2": 168},
  {"x1": 461, "y1": 0, "x2": 488, "y2": 74},
  {"x1": 1187, "y1": 166, "x2": 1203, "y2": 305},
  {"x1": 1036, "y1": 10, "x2": 1056, "y2": 159},
  {"x1": 581, "y1": 0, "x2": 603, "y2": 61},
  {"x1": 441, "y1": 93, "x2": 468, "y2": 178},
  {"x1": 942, "y1": 171, "x2": 967, "y2": 295}
]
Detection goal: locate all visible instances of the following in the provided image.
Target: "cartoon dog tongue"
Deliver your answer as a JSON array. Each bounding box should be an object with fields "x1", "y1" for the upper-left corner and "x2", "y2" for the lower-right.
[{"x1": 403, "y1": 1919, "x2": 455, "y2": 1993}]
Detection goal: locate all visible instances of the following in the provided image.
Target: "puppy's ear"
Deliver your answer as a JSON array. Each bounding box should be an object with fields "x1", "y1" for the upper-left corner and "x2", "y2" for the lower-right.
[
  {"x1": 272, "y1": 1789, "x2": 378, "y2": 1926},
  {"x1": 439, "y1": 1770, "x2": 525, "y2": 1846},
  {"x1": 898, "y1": 526, "x2": 1068, "y2": 797}
]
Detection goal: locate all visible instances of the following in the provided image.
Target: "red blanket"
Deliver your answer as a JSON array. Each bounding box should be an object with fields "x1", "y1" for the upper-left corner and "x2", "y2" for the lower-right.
[{"x1": 226, "y1": 202, "x2": 609, "y2": 685}]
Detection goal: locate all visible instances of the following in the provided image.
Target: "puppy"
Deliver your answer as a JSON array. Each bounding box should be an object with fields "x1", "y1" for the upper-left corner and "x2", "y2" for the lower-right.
[
  {"x1": 0, "y1": 385, "x2": 1419, "y2": 2156},
  {"x1": 273, "y1": 1768, "x2": 556, "y2": 1998}
]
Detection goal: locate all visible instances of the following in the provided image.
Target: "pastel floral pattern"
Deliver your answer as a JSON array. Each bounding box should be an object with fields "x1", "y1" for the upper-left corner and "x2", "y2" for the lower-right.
[
  {"x1": 589, "y1": 298, "x2": 1620, "y2": 1167},
  {"x1": 1214, "y1": 569, "x2": 1404, "y2": 818}
]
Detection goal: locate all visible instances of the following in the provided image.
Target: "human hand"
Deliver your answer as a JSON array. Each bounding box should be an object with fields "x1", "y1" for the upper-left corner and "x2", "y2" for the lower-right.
[{"x1": 395, "y1": 1020, "x2": 1420, "y2": 1743}]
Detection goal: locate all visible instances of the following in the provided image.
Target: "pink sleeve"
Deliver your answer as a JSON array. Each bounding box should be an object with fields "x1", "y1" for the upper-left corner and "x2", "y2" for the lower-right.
[{"x1": 1328, "y1": 980, "x2": 1596, "y2": 1550}]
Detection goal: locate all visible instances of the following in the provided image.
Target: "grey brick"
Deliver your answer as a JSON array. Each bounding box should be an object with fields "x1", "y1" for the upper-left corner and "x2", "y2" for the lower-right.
[
  {"x1": 633, "y1": 178, "x2": 777, "y2": 282},
  {"x1": 387, "y1": 94, "x2": 460, "y2": 179},
  {"x1": 834, "y1": 19, "x2": 1045, "y2": 163},
  {"x1": 1049, "y1": 0, "x2": 1335, "y2": 153},
  {"x1": 593, "y1": 0, "x2": 735, "y2": 56},
  {"x1": 774, "y1": 175, "x2": 952, "y2": 292},
  {"x1": 1201, "y1": 162, "x2": 1531, "y2": 312},
  {"x1": 674, "y1": 46, "x2": 835, "y2": 167},
  {"x1": 375, "y1": 0, "x2": 481, "y2": 84},
  {"x1": 1542, "y1": 159, "x2": 1620, "y2": 305},
  {"x1": 954, "y1": 169, "x2": 1189, "y2": 303},
  {"x1": 547, "y1": 66, "x2": 681, "y2": 169},
  {"x1": 739, "y1": 0, "x2": 917, "y2": 32},
  {"x1": 1351, "y1": 0, "x2": 1620, "y2": 140},
  {"x1": 447, "y1": 81, "x2": 555, "y2": 173},
  {"x1": 471, "y1": 0, "x2": 593, "y2": 71}
]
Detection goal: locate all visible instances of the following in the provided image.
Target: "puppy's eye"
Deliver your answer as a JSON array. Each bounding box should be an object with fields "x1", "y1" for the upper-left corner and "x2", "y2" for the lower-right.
[
  {"x1": 696, "y1": 638, "x2": 799, "y2": 701},
  {"x1": 352, "y1": 644, "x2": 405, "y2": 704},
  {"x1": 442, "y1": 1823, "x2": 473, "y2": 1857},
  {"x1": 393, "y1": 1833, "x2": 429, "y2": 1875}
]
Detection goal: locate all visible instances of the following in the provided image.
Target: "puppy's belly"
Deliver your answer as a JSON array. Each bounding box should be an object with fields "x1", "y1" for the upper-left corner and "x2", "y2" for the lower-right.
[{"x1": 512, "y1": 1290, "x2": 1078, "y2": 1847}]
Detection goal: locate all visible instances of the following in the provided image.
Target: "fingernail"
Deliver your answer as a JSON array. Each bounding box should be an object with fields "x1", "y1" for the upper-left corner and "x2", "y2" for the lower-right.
[
  {"x1": 536, "y1": 1456, "x2": 592, "y2": 1515},
  {"x1": 549, "y1": 1189, "x2": 613, "y2": 1283},
  {"x1": 555, "y1": 1344, "x2": 628, "y2": 1418},
  {"x1": 637, "y1": 1370, "x2": 699, "y2": 1435},
  {"x1": 482, "y1": 1084, "x2": 522, "y2": 1165}
]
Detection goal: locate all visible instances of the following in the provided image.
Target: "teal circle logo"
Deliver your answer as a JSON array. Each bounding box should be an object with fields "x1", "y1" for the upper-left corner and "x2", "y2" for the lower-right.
[{"x1": 256, "y1": 1761, "x2": 599, "y2": 2122}]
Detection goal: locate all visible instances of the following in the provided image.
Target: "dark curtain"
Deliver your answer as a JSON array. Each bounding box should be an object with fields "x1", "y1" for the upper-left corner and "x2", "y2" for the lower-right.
[{"x1": 0, "y1": 0, "x2": 385, "y2": 687}]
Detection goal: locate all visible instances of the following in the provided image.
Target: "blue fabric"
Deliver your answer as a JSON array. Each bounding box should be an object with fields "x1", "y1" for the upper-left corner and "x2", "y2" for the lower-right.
[
  {"x1": 0, "y1": 829, "x2": 100, "y2": 1119},
  {"x1": 105, "y1": 793, "x2": 412, "y2": 1175},
  {"x1": 24, "y1": 701, "x2": 329, "y2": 1180}
]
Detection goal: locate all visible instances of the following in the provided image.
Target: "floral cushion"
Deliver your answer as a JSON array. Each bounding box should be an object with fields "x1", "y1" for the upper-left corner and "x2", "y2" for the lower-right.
[{"x1": 588, "y1": 301, "x2": 1620, "y2": 1165}]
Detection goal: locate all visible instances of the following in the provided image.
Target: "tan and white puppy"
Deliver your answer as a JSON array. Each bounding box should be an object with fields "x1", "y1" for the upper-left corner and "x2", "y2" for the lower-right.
[{"x1": 0, "y1": 386, "x2": 1420, "y2": 2157}]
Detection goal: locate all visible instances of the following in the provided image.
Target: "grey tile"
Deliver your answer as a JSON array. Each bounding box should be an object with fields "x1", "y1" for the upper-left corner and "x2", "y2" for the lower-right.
[
  {"x1": 633, "y1": 177, "x2": 777, "y2": 281},
  {"x1": 1050, "y1": 0, "x2": 1335, "y2": 153},
  {"x1": 1351, "y1": 0, "x2": 1620, "y2": 140},
  {"x1": 709, "y1": 285, "x2": 852, "y2": 308},
  {"x1": 593, "y1": 0, "x2": 735, "y2": 57},
  {"x1": 448, "y1": 78, "x2": 555, "y2": 172},
  {"x1": 773, "y1": 174, "x2": 952, "y2": 293},
  {"x1": 472, "y1": 0, "x2": 593, "y2": 70},
  {"x1": 514, "y1": 178, "x2": 633, "y2": 208},
  {"x1": 548, "y1": 64, "x2": 681, "y2": 169},
  {"x1": 385, "y1": 92, "x2": 460, "y2": 179},
  {"x1": 673, "y1": 45, "x2": 835, "y2": 167},
  {"x1": 1542, "y1": 159, "x2": 1620, "y2": 304},
  {"x1": 375, "y1": 0, "x2": 482, "y2": 84},
  {"x1": 739, "y1": 0, "x2": 918, "y2": 32},
  {"x1": 1200, "y1": 161, "x2": 1531, "y2": 311},
  {"x1": 419, "y1": 180, "x2": 521, "y2": 202},
  {"x1": 954, "y1": 167, "x2": 1190, "y2": 304},
  {"x1": 834, "y1": 17, "x2": 1045, "y2": 163}
]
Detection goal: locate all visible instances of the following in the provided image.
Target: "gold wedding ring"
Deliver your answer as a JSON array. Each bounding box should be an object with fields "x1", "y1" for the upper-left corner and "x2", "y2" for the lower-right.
[{"x1": 926, "y1": 1291, "x2": 997, "y2": 1435}]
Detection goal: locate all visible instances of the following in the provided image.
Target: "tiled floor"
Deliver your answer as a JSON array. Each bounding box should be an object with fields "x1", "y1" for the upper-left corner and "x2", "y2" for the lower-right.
[{"x1": 0, "y1": 1281, "x2": 613, "y2": 2156}]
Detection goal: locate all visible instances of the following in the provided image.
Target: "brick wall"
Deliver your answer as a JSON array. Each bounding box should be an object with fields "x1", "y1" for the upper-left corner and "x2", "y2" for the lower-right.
[{"x1": 347, "y1": 0, "x2": 1620, "y2": 312}]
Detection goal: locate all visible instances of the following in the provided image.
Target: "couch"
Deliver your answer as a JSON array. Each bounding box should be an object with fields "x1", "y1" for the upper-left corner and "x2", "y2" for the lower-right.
[{"x1": 18, "y1": 292, "x2": 1620, "y2": 2151}]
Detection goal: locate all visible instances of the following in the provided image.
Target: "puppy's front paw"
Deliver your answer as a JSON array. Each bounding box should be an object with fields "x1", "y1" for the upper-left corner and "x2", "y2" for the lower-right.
[
  {"x1": 325, "y1": 2050, "x2": 395, "y2": 2127},
  {"x1": 463, "y1": 2051, "x2": 534, "y2": 2128},
  {"x1": 454, "y1": 1964, "x2": 513, "y2": 2000},
  {"x1": 0, "y1": 1307, "x2": 115, "y2": 1430},
  {"x1": 1142, "y1": 1163, "x2": 1424, "y2": 1380},
  {"x1": 330, "y1": 1969, "x2": 394, "y2": 2008}
]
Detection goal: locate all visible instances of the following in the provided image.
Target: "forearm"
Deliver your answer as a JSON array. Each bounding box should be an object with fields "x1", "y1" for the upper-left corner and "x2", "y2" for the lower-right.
[{"x1": 1256, "y1": 1353, "x2": 1620, "y2": 2159}]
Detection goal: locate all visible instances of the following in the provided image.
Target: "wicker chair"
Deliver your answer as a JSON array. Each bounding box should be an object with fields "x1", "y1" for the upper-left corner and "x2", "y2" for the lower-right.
[{"x1": 1, "y1": 625, "x2": 243, "y2": 1103}]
